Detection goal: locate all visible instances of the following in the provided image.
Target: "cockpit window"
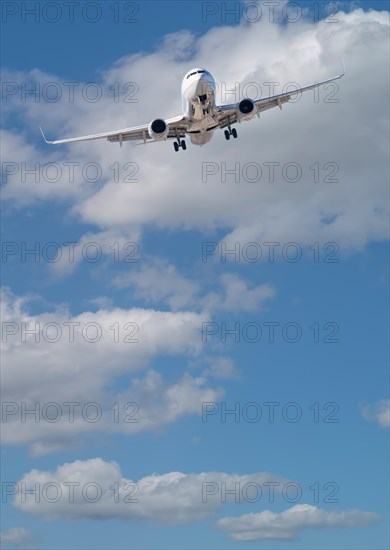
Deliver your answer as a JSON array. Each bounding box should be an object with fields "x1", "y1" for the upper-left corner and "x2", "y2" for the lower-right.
[{"x1": 186, "y1": 70, "x2": 208, "y2": 79}]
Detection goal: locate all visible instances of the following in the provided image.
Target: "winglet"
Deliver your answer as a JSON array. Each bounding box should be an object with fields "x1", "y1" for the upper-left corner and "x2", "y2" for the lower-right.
[
  {"x1": 340, "y1": 56, "x2": 346, "y2": 77},
  {"x1": 40, "y1": 126, "x2": 53, "y2": 144}
]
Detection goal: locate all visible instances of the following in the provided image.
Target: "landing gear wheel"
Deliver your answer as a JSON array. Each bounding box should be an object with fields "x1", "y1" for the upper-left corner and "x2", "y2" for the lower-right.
[
  {"x1": 174, "y1": 142, "x2": 179, "y2": 152},
  {"x1": 181, "y1": 140, "x2": 187, "y2": 150},
  {"x1": 232, "y1": 128, "x2": 238, "y2": 139},
  {"x1": 224, "y1": 130, "x2": 230, "y2": 140}
]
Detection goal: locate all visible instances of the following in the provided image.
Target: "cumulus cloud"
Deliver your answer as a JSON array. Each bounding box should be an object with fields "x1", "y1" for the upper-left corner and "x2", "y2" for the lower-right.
[
  {"x1": 113, "y1": 258, "x2": 275, "y2": 312},
  {"x1": 202, "y1": 273, "x2": 275, "y2": 312},
  {"x1": 1, "y1": 261, "x2": 273, "y2": 454},
  {"x1": 113, "y1": 257, "x2": 200, "y2": 310},
  {"x1": 2, "y1": 8, "x2": 388, "y2": 252},
  {"x1": 360, "y1": 399, "x2": 390, "y2": 428},
  {"x1": 201, "y1": 356, "x2": 238, "y2": 379},
  {"x1": 13, "y1": 458, "x2": 286, "y2": 524},
  {"x1": 215, "y1": 504, "x2": 382, "y2": 541},
  {"x1": 48, "y1": 228, "x2": 141, "y2": 277},
  {"x1": 0, "y1": 527, "x2": 32, "y2": 547},
  {"x1": 0, "y1": 288, "x2": 224, "y2": 454},
  {"x1": 0, "y1": 127, "x2": 98, "y2": 205}
]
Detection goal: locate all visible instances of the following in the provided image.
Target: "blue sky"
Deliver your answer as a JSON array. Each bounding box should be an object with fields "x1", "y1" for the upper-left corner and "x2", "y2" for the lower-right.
[{"x1": 1, "y1": 1, "x2": 389, "y2": 549}]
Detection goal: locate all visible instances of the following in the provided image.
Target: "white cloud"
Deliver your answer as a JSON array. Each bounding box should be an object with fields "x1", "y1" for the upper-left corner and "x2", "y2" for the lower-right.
[
  {"x1": 48, "y1": 228, "x2": 141, "y2": 277},
  {"x1": 2, "y1": 8, "x2": 388, "y2": 250},
  {"x1": 113, "y1": 258, "x2": 275, "y2": 312},
  {"x1": 113, "y1": 257, "x2": 199, "y2": 310},
  {"x1": 1, "y1": 288, "x2": 224, "y2": 454},
  {"x1": 88, "y1": 295, "x2": 114, "y2": 309},
  {"x1": 202, "y1": 356, "x2": 238, "y2": 379},
  {"x1": 215, "y1": 504, "x2": 382, "y2": 541},
  {"x1": 0, "y1": 528, "x2": 32, "y2": 547},
  {"x1": 1, "y1": 261, "x2": 273, "y2": 454},
  {"x1": 13, "y1": 458, "x2": 286, "y2": 525},
  {"x1": 202, "y1": 273, "x2": 275, "y2": 312},
  {"x1": 0, "y1": 128, "x2": 97, "y2": 205},
  {"x1": 360, "y1": 399, "x2": 390, "y2": 428}
]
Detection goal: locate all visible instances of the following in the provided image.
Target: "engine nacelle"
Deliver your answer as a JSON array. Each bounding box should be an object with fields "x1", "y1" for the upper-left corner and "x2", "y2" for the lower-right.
[
  {"x1": 237, "y1": 98, "x2": 256, "y2": 121},
  {"x1": 148, "y1": 118, "x2": 169, "y2": 140}
]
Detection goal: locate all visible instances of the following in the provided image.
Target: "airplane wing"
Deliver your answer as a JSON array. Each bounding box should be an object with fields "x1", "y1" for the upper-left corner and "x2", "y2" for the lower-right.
[
  {"x1": 40, "y1": 115, "x2": 188, "y2": 146},
  {"x1": 215, "y1": 61, "x2": 345, "y2": 128}
]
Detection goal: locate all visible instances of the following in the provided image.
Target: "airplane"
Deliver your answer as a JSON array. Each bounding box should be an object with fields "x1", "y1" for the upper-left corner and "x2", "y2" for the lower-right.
[{"x1": 40, "y1": 61, "x2": 345, "y2": 152}]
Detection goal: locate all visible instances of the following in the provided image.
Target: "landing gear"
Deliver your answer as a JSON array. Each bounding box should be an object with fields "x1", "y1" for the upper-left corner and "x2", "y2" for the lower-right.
[
  {"x1": 173, "y1": 132, "x2": 186, "y2": 152},
  {"x1": 224, "y1": 116, "x2": 238, "y2": 140},
  {"x1": 224, "y1": 128, "x2": 237, "y2": 140}
]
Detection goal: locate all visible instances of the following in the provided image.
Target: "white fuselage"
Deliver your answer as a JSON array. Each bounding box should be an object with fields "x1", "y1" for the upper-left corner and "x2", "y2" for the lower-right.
[{"x1": 181, "y1": 68, "x2": 218, "y2": 143}]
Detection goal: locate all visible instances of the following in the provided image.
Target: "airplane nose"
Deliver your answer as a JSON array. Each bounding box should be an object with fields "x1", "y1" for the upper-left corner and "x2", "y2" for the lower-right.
[
  {"x1": 183, "y1": 78, "x2": 204, "y2": 101},
  {"x1": 182, "y1": 73, "x2": 215, "y2": 103},
  {"x1": 196, "y1": 75, "x2": 214, "y2": 98}
]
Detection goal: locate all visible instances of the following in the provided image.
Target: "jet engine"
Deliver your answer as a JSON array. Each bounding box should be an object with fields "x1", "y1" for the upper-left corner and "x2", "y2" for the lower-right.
[
  {"x1": 237, "y1": 98, "x2": 256, "y2": 121},
  {"x1": 148, "y1": 118, "x2": 169, "y2": 140}
]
